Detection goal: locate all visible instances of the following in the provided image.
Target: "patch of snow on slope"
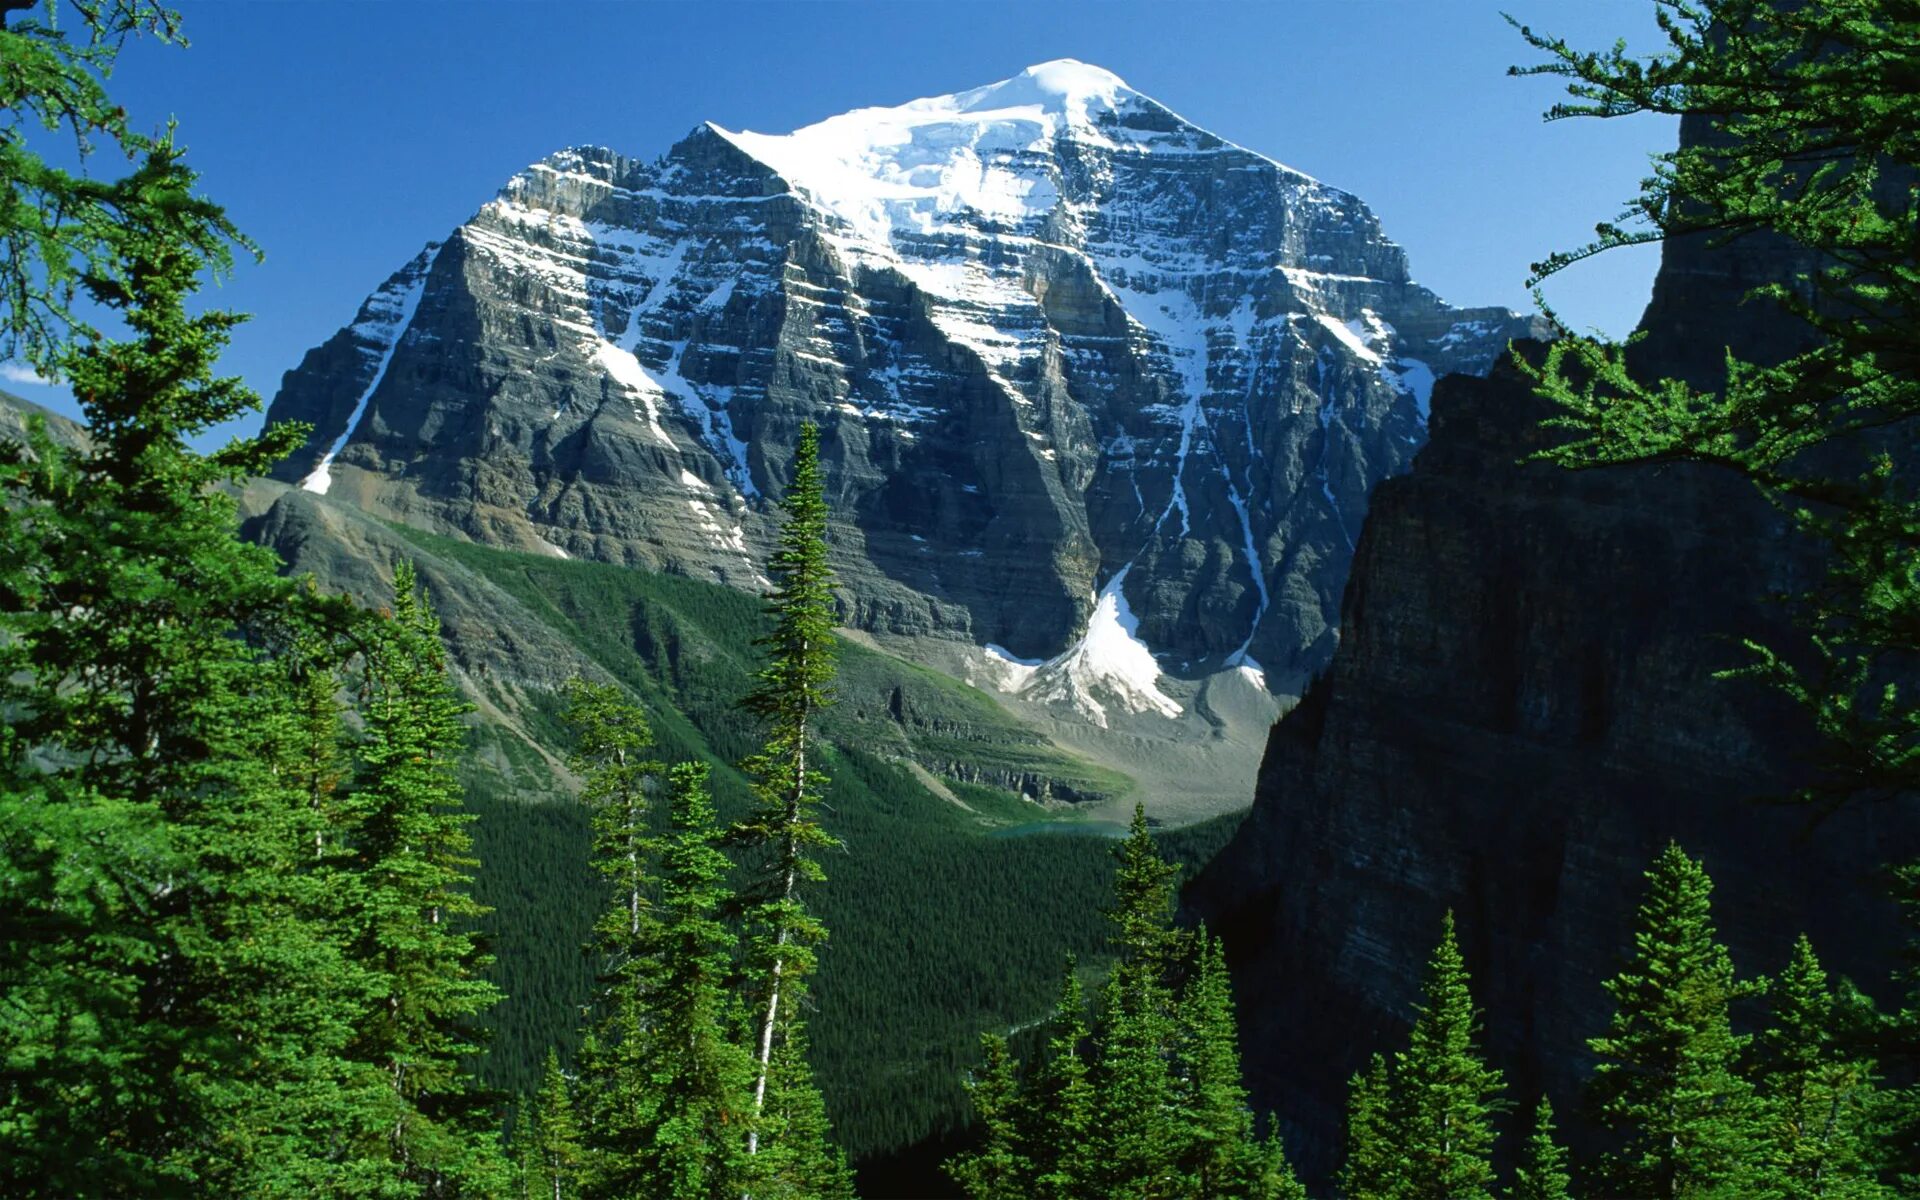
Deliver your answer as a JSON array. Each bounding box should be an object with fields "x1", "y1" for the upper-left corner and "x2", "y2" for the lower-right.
[
  {"x1": 1018, "y1": 567, "x2": 1181, "y2": 728},
  {"x1": 302, "y1": 244, "x2": 441, "y2": 495},
  {"x1": 1387, "y1": 357, "x2": 1437, "y2": 422},
  {"x1": 1314, "y1": 312, "x2": 1382, "y2": 364}
]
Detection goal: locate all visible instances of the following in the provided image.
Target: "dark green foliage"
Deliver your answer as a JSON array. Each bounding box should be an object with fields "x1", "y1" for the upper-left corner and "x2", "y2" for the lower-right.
[
  {"x1": 1334, "y1": 915, "x2": 1505, "y2": 1200},
  {"x1": 1393, "y1": 913, "x2": 1505, "y2": 1200},
  {"x1": 1751, "y1": 936, "x2": 1890, "y2": 1200},
  {"x1": 0, "y1": 106, "x2": 375, "y2": 1194},
  {"x1": 627, "y1": 762, "x2": 754, "y2": 1200},
  {"x1": 345, "y1": 560, "x2": 507, "y2": 1194},
  {"x1": 1510, "y1": 1099, "x2": 1571, "y2": 1200},
  {"x1": 1339, "y1": 1054, "x2": 1396, "y2": 1200},
  {"x1": 734, "y1": 423, "x2": 848, "y2": 1176},
  {"x1": 1028, "y1": 960, "x2": 1097, "y2": 1200},
  {"x1": 515, "y1": 1050, "x2": 584, "y2": 1200},
  {"x1": 948, "y1": 807, "x2": 1302, "y2": 1200},
  {"x1": 1587, "y1": 844, "x2": 1765, "y2": 1200},
  {"x1": 1175, "y1": 933, "x2": 1270, "y2": 1197},
  {"x1": 946, "y1": 1035, "x2": 1028, "y2": 1200}
]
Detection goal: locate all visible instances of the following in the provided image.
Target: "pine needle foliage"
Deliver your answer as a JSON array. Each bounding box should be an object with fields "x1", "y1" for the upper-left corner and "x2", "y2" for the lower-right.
[
  {"x1": 1750, "y1": 936, "x2": 1891, "y2": 1200},
  {"x1": 1508, "y1": 0, "x2": 1920, "y2": 811},
  {"x1": 1510, "y1": 1099, "x2": 1572, "y2": 1200},
  {"x1": 1586, "y1": 843, "x2": 1765, "y2": 1200},
  {"x1": 733, "y1": 422, "x2": 845, "y2": 1172}
]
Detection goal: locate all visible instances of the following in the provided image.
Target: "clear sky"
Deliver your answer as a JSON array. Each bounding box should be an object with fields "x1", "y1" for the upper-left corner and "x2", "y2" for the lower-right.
[{"x1": 10, "y1": 0, "x2": 1676, "y2": 441}]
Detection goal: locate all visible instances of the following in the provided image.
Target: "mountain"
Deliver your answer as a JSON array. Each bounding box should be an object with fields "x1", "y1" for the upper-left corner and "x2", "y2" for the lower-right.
[
  {"x1": 260, "y1": 60, "x2": 1540, "y2": 808},
  {"x1": 1188, "y1": 113, "x2": 1920, "y2": 1177}
]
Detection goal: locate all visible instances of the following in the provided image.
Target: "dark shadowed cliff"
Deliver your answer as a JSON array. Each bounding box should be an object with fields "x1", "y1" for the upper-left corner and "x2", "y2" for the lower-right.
[{"x1": 1189, "y1": 113, "x2": 1920, "y2": 1175}]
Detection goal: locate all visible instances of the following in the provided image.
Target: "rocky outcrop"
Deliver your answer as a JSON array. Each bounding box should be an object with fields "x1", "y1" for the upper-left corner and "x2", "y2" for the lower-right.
[
  {"x1": 1190, "y1": 119, "x2": 1920, "y2": 1174},
  {"x1": 262, "y1": 61, "x2": 1541, "y2": 732}
]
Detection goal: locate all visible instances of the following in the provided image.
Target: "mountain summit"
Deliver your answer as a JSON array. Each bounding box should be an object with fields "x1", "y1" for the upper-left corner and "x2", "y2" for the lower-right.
[{"x1": 262, "y1": 61, "x2": 1540, "y2": 771}]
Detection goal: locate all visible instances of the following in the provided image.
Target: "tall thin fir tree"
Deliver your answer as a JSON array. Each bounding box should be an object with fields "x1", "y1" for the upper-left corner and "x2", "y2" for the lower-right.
[
  {"x1": 1587, "y1": 843, "x2": 1767, "y2": 1200},
  {"x1": 343, "y1": 560, "x2": 508, "y2": 1195},
  {"x1": 1089, "y1": 805, "x2": 1186, "y2": 1200},
  {"x1": 1750, "y1": 936, "x2": 1891, "y2": 1200},
  {"x1": 1174, "y1": 932, "x2": 1274, "y2": 1198},
  {"x1": 733, "y1": 423, "x2": 846, "y2": 1180},
  {"x1": 558, "y1": 677, "x2": 663, "y2": 1191},
  {"x1": 1391, "y1": 913, "x2": 1506, "y2": 1200},
  {"x1": 1510, "y1": 1099, "x2": 1571, "y2": 1200}
]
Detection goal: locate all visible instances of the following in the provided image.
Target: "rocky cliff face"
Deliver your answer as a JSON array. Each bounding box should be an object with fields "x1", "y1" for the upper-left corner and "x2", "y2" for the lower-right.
[
  {"x1": 263, "y1": 61, "x2": 1538, "y2": 734},
  {"x1": 1190, "y1": 120, "x2": 1920, "y2": 1172}
]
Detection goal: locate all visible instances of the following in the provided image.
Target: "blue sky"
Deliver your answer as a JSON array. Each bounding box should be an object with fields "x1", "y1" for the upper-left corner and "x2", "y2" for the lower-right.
[{"x1": 12, "y1": 1, "x2": 1675, "y2": 440}]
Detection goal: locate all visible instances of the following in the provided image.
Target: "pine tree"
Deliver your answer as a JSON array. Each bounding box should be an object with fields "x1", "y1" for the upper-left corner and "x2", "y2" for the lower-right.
[
  {"x1": 559, "y1": 678, "x2": 663, "y2": 1192},
  {"x1": 1892, "y1": 857, "x2": 1920, "y2": 1193},
  {"x1": 1510, "y1": 1099, "x2": 1571, "y2": 1200},
  {"x1": 948, "y1": 1034, "x2": 1030, "y2": 1200},
  {"x1": 0, "y1": 125, "x2": 380, "y2": 1194},
  {"x1": 1587, "y1": 843, "x2": 1765, "y2": 1200},
  {"x1": 342, "y1": 560, "x2": 507, "y2": 1194},
  {"x1": 518, "y1": 1050, "x2": 584, "y2": 1200},
  {"x1": 1392, "y1": 913, "x2": 1505, "y2": 1200},
  {"x1": 1029, "y1": 959, "x2": 1098, "y2": 1200},
  {"x1": 1339, "y1": 1054, "x2": 1397, "y2": 1200},
  {"x1": 742, "y1": 1026, "x2": 855, "y2": 1200},
  {"x1": 733, "y1": 423, "x2": 844, "y2": 1174},
  {"x1": 1174, "y1": 932, "x2": 1268, "y2": 1197},
  {"x1": 1091, "y1": 805, "x2": 1183, "y2": 1200},
  {"x1": 633, "y1": 762, "x2": 754, "y2": 1200},
  {"x1": 1751, "y1": 936, "x2": 1890, "y2": 1200}
]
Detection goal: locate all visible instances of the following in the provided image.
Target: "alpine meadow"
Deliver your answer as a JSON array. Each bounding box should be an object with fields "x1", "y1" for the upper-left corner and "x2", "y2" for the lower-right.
[{"x1": 2, "y1": 1, "x2": 1917, "y2": 1198}]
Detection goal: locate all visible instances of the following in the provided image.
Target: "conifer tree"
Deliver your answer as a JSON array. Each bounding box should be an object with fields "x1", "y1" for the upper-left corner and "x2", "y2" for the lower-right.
[
  {"x1": 1029, "y1": 959, "x2": 1097, "y2": 1200},
  {"x1": 343, "y1": 560, "x2": 506, "y2": 1194},
  {"x1": 1392, "y1": 913, "x2": 1505, "y2": 1200},
  {"x1": 1587, "y1": 843, "x2": 1765, "y2": 1200},
  {"x1": 1339, "y1": 1054, "x2": 1397, "y2": 1200},
  {"x1": 947, "y1": 1034, "x2": 1030, "y2": 1200},
  {"x1": 1091, "y1": 805, "x2": 1182, "y2": 1199},
  {"x1": 559, "y1": 677, "x2": 663, "y2": 1190},
  {"x1": 518, "y1": 1049, "x2": 584, "y2": 1200},
  {"x1": 1175, "y1": 932, "x2": 1268, "y2": 1197},
  {"x1": 1510, "y1": 1099, "x2": 1571, "y2": 1200},
  {"x1": 733, "y1": 423, "x2": 844, "y2": 1171},
  {"x1": 1751, "y1": 936, "x2": 1890, "y2": 1200},
  {"x1": 633, "y1": 762, "x2": 754, "y2": 1200},
  {"x1": 743, "y1": 1027, "x2": 855, "y2": 1200},
  {"x1": 0, "y1": 128, "x2": 376, "y2": 1195}
]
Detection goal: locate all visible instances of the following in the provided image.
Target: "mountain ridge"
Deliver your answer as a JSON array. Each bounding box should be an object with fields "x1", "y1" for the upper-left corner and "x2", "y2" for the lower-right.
[{"x1": 261, "y1": 60, "x2": 1542, "y2": 808}]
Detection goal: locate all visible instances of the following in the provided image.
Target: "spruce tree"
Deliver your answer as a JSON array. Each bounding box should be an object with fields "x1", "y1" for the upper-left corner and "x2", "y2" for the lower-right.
[
  {"x1": 1090, "y1": 805, "x2": 1183, "y2": 1199},
  {"x1": 1510, "y1": 1099, "x2": 1571, "y2": 1200},
  {"x1": 633, "y1": 762, "x2": 754, "y2": 1200},
  {"x1": 947, "y1": 1034, "x2": 1030, "y2": 1200},
  {"x1": 1751, "y1": 936, "x2": 1890, "y2": 1200},
  {"x1": 0, "y1": 136, "x2": 376, "y2": 1195},
  {"x1": 1392, "y1": 913, "x2": 1505, "y2": 1200},
  {"x1": 733, "y1": 423, "x2": 844, "y2": 1173},
  {"x1": 559, "y1": 677, "x2": 663, "y2": 1191},
  {"x1": 518, "y1": 1049, "x2": 584, "y2": 1200},
  {"x1": 1339, "y1": 1054, "x2": 1397, "y2": 1200},
  {"x1": 1174, "y1": 932, "x2": 1268, "y2": 1197},
  {"x1": 342, "y1": 560, "x2": 507, "y2": 1194},
  {"x1": 1029, "y1": 959, "x2": 1098, "y2": 1200},
  {"x1": 742, "y1": 1027, "x2": 855, "y2": 1200},
  {"x1": 1587, "y1": 843, "x2": 1765, "y2": 1200}
]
